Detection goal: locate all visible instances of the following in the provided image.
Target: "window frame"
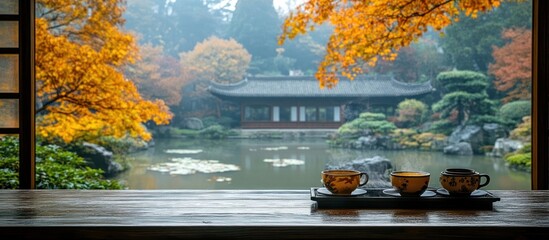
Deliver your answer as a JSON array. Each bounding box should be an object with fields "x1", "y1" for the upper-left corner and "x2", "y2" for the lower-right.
[
  {"x1": 243, "y1": 104, "x2": 272, "y2": 122},
  {"x1": 2, "y1": 0, "x2": 547, "y2": 190},
  {"x1": 0, "y1": 0, "x2": 35, "y2": 189}
]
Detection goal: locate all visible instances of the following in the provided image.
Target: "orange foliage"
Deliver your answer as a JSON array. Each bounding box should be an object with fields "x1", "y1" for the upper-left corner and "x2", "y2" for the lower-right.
[
  {"x1": 279, "y1": 0, "x2": 509, "y2": 88},
  {"x1": 489, "y1": 28, "x2": 532, "y2": 103},
  {"x1": 35, "y1": 0, "x2": 172, "y2": 143},
  {"x1": 126, "y1": 44, "x2": 190, "y2": 106},
  {"x1": 180, "y1": 36, "x2": 251, "y2": 84}
]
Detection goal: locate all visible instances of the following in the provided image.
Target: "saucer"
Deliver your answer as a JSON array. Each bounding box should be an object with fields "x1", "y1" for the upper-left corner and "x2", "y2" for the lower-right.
[
  {"x1": 436, "y1": 188, "x2": 488, "y2": 197},
  {"x1": 382, "y1": 188, "x2": 436, "y2": 197},
  {"x1": 317, "y1": 187, "x2": 367, "y2": 196}
]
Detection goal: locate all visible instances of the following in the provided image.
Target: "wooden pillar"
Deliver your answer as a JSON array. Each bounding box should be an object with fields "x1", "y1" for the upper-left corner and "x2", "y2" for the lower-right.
[{"x1": 532, "y1": 0, "x2": 549, "y2": 190}]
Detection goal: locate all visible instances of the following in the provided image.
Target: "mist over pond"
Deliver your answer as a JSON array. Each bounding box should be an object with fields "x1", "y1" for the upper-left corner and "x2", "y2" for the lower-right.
[{"x1": 116, "y1": 138, "x2": 530, "y2": 190}]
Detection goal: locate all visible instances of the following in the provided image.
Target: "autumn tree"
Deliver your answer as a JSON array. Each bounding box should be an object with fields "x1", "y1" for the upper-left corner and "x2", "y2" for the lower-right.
[
  {"x1": 35, "y1": 0, "x2": 172, "y2": 143},
  {"x1": 489, "y1": 28, "x2": 532, "y2": 103},
  {"x1": 125, "y1": 44, "x2": 190, "y2": 106},
  {"x1": 179, "y1": 36, "x2": 251, "y2": 119},
  {"x1": 395, "y1": 99, "x2": 429, "y2": 128},
  {"x1": 180, "y1": 36, "x2": 252, "y2": 84},
  {"x1": 279, "y1": 0, "x2": 512, "y2": 88}
]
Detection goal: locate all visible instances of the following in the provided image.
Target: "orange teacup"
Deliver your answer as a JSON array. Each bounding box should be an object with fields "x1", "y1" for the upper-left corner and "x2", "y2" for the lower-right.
[
  {"x1": 390, "y1": 171, "x2": 430, "y2": 197},
  {"x1": 321, "y1": 169, "x2": 369, "y2": 195}
]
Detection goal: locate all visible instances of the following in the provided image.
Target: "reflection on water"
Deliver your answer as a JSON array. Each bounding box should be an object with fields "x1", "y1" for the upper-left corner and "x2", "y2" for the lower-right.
[{"x1": 116, "y1": 138, "x2": 530, "y2": 190}]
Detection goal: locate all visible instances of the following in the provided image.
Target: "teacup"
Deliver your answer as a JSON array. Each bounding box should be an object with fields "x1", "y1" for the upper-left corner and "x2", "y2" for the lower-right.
[
  {"x1": 321, "y1": 169, "x2": 369, "y2": 195},
  {"x1": 390, "y1": 171, "x2": 430, "y2": 197},
  {"x1": 439, "y1": 168, "x2": 490, "y2": 196}
]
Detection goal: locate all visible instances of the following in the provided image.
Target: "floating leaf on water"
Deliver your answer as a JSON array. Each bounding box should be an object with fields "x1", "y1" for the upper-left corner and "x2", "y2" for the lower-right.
[
  {"x1": 165, "y1": 149, "x2": 203, "y2": 154},
  {"x1": 147, "y1": 157, "x2": 240, "y2": 175},
  {"x1": 209, "y1": 176, "x2": 233, "y2": 182},
  {"x1": 263, "y1": 158, "x2": 305, "y2": 167},
  {"x1": 260, "y1": 146, "x2": 289, "y2": 151}
]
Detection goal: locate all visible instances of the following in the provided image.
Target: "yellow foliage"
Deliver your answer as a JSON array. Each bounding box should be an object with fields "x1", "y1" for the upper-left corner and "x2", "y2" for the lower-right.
[
  {"x1": 126, "y1": 44, "x2": 190, "y2": 106},
  {"x1": 279, "y1": 0, "x2": 511, "y2": 88},
  {"x1": 180, "y1": 36, "x2": 252, "y2": 84},
  {"x1": 35, "y1": 0, "x2": 172, "y2": 143}
]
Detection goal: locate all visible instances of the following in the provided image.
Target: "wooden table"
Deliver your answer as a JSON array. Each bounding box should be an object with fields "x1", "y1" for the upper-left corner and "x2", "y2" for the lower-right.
[{"x1": 1, "y1": 190, "x2": 548, "y2": 239}]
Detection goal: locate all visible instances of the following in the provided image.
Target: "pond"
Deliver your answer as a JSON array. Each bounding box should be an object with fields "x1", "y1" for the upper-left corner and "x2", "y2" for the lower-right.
[{"x1": 116, "y1": 138, "x2": 531, "y2": 190}]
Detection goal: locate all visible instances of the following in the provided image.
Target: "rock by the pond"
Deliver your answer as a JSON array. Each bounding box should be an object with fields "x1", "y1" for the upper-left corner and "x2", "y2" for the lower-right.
[
  {"x1": 77, "y1": 142, "x2": 124, "y2": 177},
  {"x1": 185, "y1": 117, "x2": 204, "y2": 130},
  {"x1": 443, "y1": 142, "x2": 473, "y2": 155},
  {"x1": 483, "y1": 123, "x2": 507, "y2": 145},
  {"x1": 448, "y1": 124, "x2": 507, "y2": 154},
  {"x1": 325, "y1": 156, "x2": 393, "y2": 188},
  {"x1": 490, "y1": 138, "x2": 524, "y2": 157}
]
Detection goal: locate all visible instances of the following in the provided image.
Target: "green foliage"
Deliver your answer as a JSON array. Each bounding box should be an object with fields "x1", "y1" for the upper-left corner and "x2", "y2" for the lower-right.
[
  {"x1": 170, "y1": 128, "x2": 200, "y2": 138},
  {"x1": 202, "y1": 116, "x2": 237, "y2": 128},
  {"x1": 198, "y1": 124, "x2": 229, "y2": 139},
  {"x1": 441, "y1": 0, "x2": 532, "y2": 72},
  {"x1": 436, "y1": 70, "x2": 489, "y2": 91},
  {"x1": 504, "y1": 144, "x2": 531, "y2": 172},
  {"x1": 432, "y1": 70, "x2": 496, "y2": 126},
  {"x1": 499, "y1": 100, "x2": 532, "y2": 125},
  {"x1": 504, "y1": 117, "x2": 531, "y2": 172},
  {"x1": 0, "y1": 136, "x2": 124, "y2": 189},
  {"x1": 428, "y1": 120, "x2": 455, "y2": 135},
  {"x1": 395, "y1": 99, "x2": 429, "y2": 128},
  {"x1": 469, "y1": 115, "x2": 511, "y2": 127},
  {"x1": 358, "y1": 112, "x2": 387, "y2": 121},
  {"x1": 338, "y1": 112, "x2": 396, "y2": 137}
]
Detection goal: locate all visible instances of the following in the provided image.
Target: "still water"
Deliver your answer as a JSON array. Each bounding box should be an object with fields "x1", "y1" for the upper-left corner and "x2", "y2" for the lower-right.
[{"x1": 116, "y1": 138, "x2": 531, "y2": 190}]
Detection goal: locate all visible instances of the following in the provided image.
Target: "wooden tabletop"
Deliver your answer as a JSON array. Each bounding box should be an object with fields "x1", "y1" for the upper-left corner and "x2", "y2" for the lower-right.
[{"x1": 1, "y1": 189, "x2": 548, "y2": 239}]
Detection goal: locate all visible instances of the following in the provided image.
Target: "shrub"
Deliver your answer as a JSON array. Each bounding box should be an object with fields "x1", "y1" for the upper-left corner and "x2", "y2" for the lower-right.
[
  {"x1": 170, "y1": 128, "x2": 200, "y2": 138},
  {"x1": 0, "y1": 136, "x2": 124, "y2": 189},
  {"x1": 510, "y1": 116, "x2": 531, "y2": 142},
  {"x1": 202, "y1": 116, "x2": 238, "y2": 128},
  {"x1": 395, "y1": 99, "x2": 428, "y2": 128},
  {"x1": 337, "y1": 112, "x2": 396, "y2": 137},
  {"x1": 390, "y1": 130, "x2": 446, "y2": 151},
  {"x1": 358, "y1": 112, "x2": 386, "y2": 121},
  {"x1": 499, "y1": 100, "x2": 531, "y2": 125},
  {"x1": 198, "y1": 124, "x2": 229, "y2": 139},
  {"x1": 504, "y1": 143, "x2": 531, "y2": 172}
]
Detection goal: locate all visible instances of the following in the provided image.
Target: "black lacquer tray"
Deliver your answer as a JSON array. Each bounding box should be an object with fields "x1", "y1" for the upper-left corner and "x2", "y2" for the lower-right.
[{"x1": 310, "y1": 187, "x2": 500, "y2": 210}]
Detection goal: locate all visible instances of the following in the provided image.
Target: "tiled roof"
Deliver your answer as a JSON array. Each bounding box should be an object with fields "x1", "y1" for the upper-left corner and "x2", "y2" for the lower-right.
[{"x1": 208, "y1": 75, "x2": 434, "y2": 98}]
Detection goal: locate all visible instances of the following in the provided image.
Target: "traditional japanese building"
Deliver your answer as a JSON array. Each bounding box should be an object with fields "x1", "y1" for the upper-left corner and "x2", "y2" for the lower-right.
[{"x1": 208, "y1": 75, "x2": 434, "y2": 129}]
